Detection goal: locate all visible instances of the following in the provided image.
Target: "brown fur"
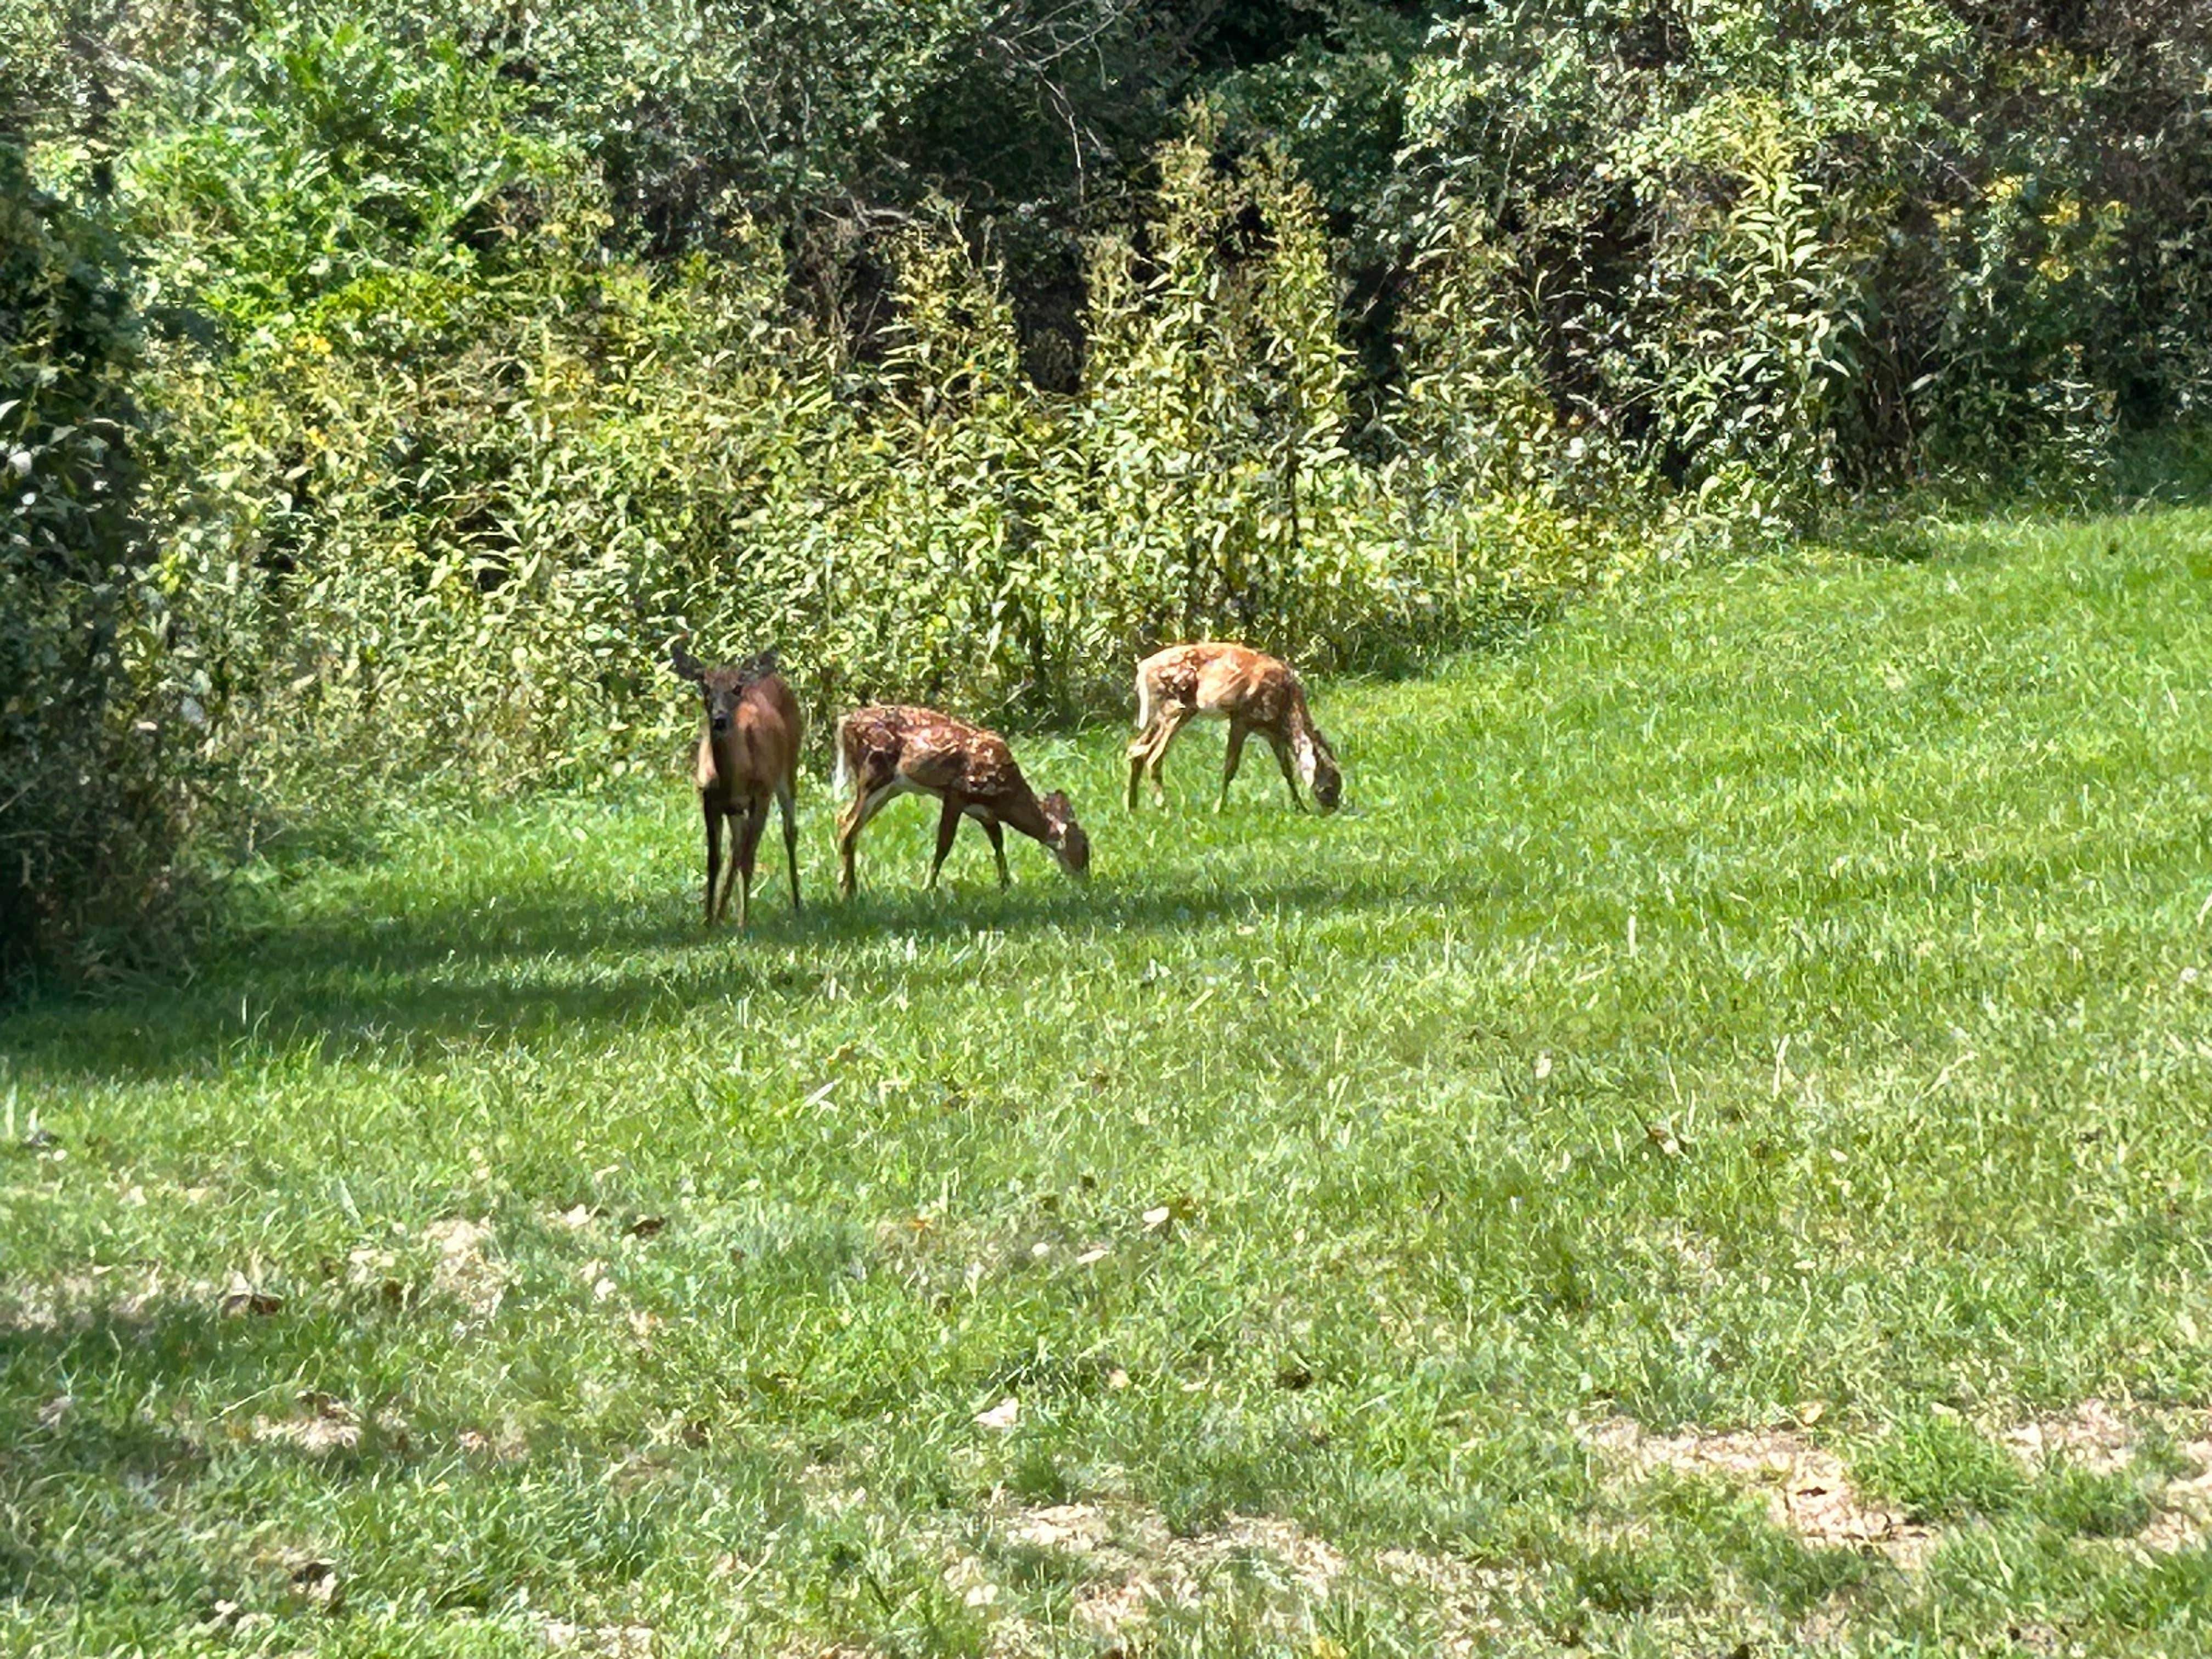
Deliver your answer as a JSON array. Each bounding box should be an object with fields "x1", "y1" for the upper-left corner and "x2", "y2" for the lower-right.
[
  {"x1": 672, "y1": 646, "x2": 802, "y2": 929},
  {"x1": 1126, "y1": 642, "x2": 1341, "y2": 814},
  {"x1": 832, "y1": 704, "x2": 1089, "y2": 894}
]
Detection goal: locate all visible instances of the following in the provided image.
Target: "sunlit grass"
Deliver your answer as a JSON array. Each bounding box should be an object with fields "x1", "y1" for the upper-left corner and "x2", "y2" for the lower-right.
[{"x1": 5, "y1": 511, "x2": 2212, "y2": 1655}]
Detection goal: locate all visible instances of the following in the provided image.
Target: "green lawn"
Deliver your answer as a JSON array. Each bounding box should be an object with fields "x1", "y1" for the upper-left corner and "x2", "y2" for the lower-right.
[{"x1": 7, "y1": 512, "x2": 2212, "y2": 1656}]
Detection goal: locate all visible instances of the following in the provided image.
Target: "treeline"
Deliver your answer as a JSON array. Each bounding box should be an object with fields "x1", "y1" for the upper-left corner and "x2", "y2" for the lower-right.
[{"x1": 5, "y1": 0, "x2": 2210, "y2": 981}]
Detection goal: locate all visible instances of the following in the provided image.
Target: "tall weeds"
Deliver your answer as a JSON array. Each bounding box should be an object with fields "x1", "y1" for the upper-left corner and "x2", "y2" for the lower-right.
[{"x1": 153, "y1": 121, "x2": 1616, "y2": 809}]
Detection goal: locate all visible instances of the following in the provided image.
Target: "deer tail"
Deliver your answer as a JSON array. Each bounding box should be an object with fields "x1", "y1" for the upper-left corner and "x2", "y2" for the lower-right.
[{"x1": 831, "y1": 713, "x2": 854, "y2": 794}]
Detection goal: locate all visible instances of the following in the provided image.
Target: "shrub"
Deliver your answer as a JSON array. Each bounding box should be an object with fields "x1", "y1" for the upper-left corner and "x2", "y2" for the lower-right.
[
  {"x1": 127, "y1": 114, "x2": 1622, "y2": 806},
  {"x1": 0, "y1": 141, "x2": 187, "y2": 986}
]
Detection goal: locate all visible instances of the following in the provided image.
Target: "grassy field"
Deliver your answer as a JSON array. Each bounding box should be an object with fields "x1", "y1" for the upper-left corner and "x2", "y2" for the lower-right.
[{"x1": 7, "y1": 511, "x2": 2212, "y2": 1657}]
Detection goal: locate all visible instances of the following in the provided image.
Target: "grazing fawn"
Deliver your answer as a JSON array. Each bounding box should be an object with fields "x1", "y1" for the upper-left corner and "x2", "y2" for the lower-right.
[
  {"x1": 671, "y1": 644, "x2": 802, "y2": 929},
  {"x1": 1126, "y1": 642, "x2": 1341, "y2": 814},
  {"x1": 832, "y1": 705, "x2": 1090, "y2": 894}
]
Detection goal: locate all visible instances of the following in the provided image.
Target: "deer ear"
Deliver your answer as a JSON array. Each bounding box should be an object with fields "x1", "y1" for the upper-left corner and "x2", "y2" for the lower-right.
[{"x1": 670, "y1": 645, "x2": 706, "y2": 683}]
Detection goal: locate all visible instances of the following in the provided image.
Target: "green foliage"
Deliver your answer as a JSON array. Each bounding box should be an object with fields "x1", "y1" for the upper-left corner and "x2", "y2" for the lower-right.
[
  {"x1": 0, "y1": 140, "x2": 187, "y2": 985},
  {"x1": 1397, "y1": 0, "x2": 2212, "y2": 504},
  {"x1": 117, "y1": 13, "x2": 569, "y2": 337},
  {"x1": 129, "y1": 108, "x2": 1621, "y2": 805},
  {"x1": 1206, "y1": 5, "x2": 1427, "y2": 238},
  {"x1": 334, "y1": 0, "x2": 1152, "y2": 242},
  {"x1": 9, "y1": 0, "x2": 2212, "y2": 966}
]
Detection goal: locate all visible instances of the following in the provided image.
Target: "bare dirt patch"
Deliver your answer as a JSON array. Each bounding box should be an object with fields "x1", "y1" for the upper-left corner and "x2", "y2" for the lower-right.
[
  {"x1": 988, "y1": 1502, "x2": 1344, "y2": 1637},
  {"x1": 2139, "y1": 1432, "x2": 2212, "y2": 1553},
  {"x1": 541, "y1": 1618, "x2": 654, "y2": 1657},
  {"x1": 1372, "y1": 1547, "x2": 1544, "y2": 1656},
  {"x1": 1600, "y1": 1404, "x2": 2212, "y2": 1562},
  {"x1": 1, "y1": 1264, "x2": 175, "y2": 1332},
  {"x1": 1994, "y1": 1401, "x2": 2212, "y2": 1554},
  {"x1": 1586, "y1": 1417, "x2": 1934, "y2": 1564},
  {"x1": 422, "y1": 1217, "x2": 508, "y2": 1317},
  {"x1": 2004, "y1": 1399, "x2": 2135, "y2": 1475}
]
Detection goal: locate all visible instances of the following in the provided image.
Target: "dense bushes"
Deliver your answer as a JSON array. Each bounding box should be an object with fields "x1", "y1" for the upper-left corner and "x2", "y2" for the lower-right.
[
  {"x1": 5, "y1": 0, "x2": 2211, "y2": 983},
  {"x1": 0, "y1": 142, "x2": 174, "y2": 980},
  {"x1": 1391, "y1": 0, "x2": 2212, "y2": 506},
  {"x1": 142, "y1": 93, "x2": 1613, "y2": 800}
]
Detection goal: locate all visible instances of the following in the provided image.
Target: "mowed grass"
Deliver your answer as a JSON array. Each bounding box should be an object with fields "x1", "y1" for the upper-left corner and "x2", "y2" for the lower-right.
[{"x1": 7, "y1": 512, "x2": 2212, "y2": 1657}]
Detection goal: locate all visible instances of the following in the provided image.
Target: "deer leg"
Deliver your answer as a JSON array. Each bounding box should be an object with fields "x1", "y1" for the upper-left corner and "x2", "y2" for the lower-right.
[
  {"x1": 1217, "y1": 719, "x2": 1250, "y2": 814},
  {"x1": 836, "y1": 782, "x2": 894, "y2": 896},
  {"x1": 702, "y1": 798, "x2": 724, "y2": 927},
  {"x1": 832, "y1": 787, "x2": 902, "y2": 902},
  {"x1": 981, "y1": 817, "x2": 1009, "y2": 889},
  {"x1": 733, "y1": 800, "x2": 768, "y2": 930},
  {"x1": 834, "y1": 793, "x2": 864, "y2": 896},
  {"x1": 715, "y1": 808, "x2": 747, "y2": 925},
  {"x1": 1267, "y1": 731, "x2": 1305, "y2": 810},
  {"x1": 1146, "y1": 708, "x2": 1192, "y2": 808},
  {"x1": 1125, "y1": 726, "x2": 1153, "y2": 812},
  {"x1": 927, "y1": 794, "x2": 964, "y2": 890},
  {"x1": 777, "y1": 778, "x2": 801, "y2": 913}
]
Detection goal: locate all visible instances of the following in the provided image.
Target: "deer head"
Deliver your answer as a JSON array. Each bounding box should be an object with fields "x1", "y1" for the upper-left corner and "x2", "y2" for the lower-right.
[
  {"x1": 671, "y1": 644, "x2": 751, "y2": 736},
  {"x1": 1039, "y1": 790, "x2": 1091, "y2": 878}
]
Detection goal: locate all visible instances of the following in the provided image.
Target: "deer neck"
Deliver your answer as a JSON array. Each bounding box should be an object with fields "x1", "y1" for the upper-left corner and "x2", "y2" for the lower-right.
[
  {"x1": 985, "y1": 785, "x2": 1054, "y2": 847},
  {"x1": 703, "y1": 724, "x2": 753, "y2": 793}
]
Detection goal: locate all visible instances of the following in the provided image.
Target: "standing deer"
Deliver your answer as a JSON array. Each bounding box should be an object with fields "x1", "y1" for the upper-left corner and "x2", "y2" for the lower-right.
[
  {"x1": 1126, "y1": 642, "x2": 1342, "y2": 815},
  {"x1": 832, "y1": 705, "x2": 1090, "y2": 894},
  {"x1": 671, "y1": 644, "x2": 802, "y2": 929}
]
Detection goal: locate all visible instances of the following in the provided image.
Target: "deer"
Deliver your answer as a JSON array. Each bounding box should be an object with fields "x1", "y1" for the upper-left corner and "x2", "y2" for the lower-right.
[
  {"x1": 1126, "y1": 642, "x2": 1342, "y2": 815},
  {"x1": 832, "y1": 705, "x2": 1090, "y2": 895},
  {"x1": 670, "y1": 644, "x2": 802, "y2": 929}
]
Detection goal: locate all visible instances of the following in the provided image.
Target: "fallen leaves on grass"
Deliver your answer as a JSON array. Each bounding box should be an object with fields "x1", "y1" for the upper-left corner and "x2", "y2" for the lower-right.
[
  {"x1": 456, "y1": 1424, "x2": 530, "y2": 1462},
  {"x1": 218, "y1": 1271, "x2": 284, "y2": 1318},
  {"x1": 200, "y1": 1599, "x2": 264, "y2": 1637},
  {"x1": 287, "y1": 1556, "x2": 344, "y2": 1614}
]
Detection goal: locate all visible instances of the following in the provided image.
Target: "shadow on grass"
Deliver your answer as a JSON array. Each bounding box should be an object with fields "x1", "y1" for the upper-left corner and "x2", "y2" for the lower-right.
[
  {"x1": 0, "y1": 1297, "x2": 415, "y2": 1605},
  {"x1": 1831, "y1": 441, "x2": 2212, "y2": 565},
  {"x1": 1, "y1": 859, "x2": 1500, "y2": 1086},
  {"x1": 0, "y1": 1294, "x2": 727, "y2": 1618},
  {"x1": 14, "y1": 764, "x2": 2199, "y2": 1088}
]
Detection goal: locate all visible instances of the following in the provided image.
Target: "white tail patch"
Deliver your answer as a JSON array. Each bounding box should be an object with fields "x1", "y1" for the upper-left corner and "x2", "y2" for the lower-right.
[
  {"x1": 1133, "y1": 670, "x2": 1154, "y2": 735},
  {"x1": 832, "y1": 718, "x2": 853, "y2": 794}
]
